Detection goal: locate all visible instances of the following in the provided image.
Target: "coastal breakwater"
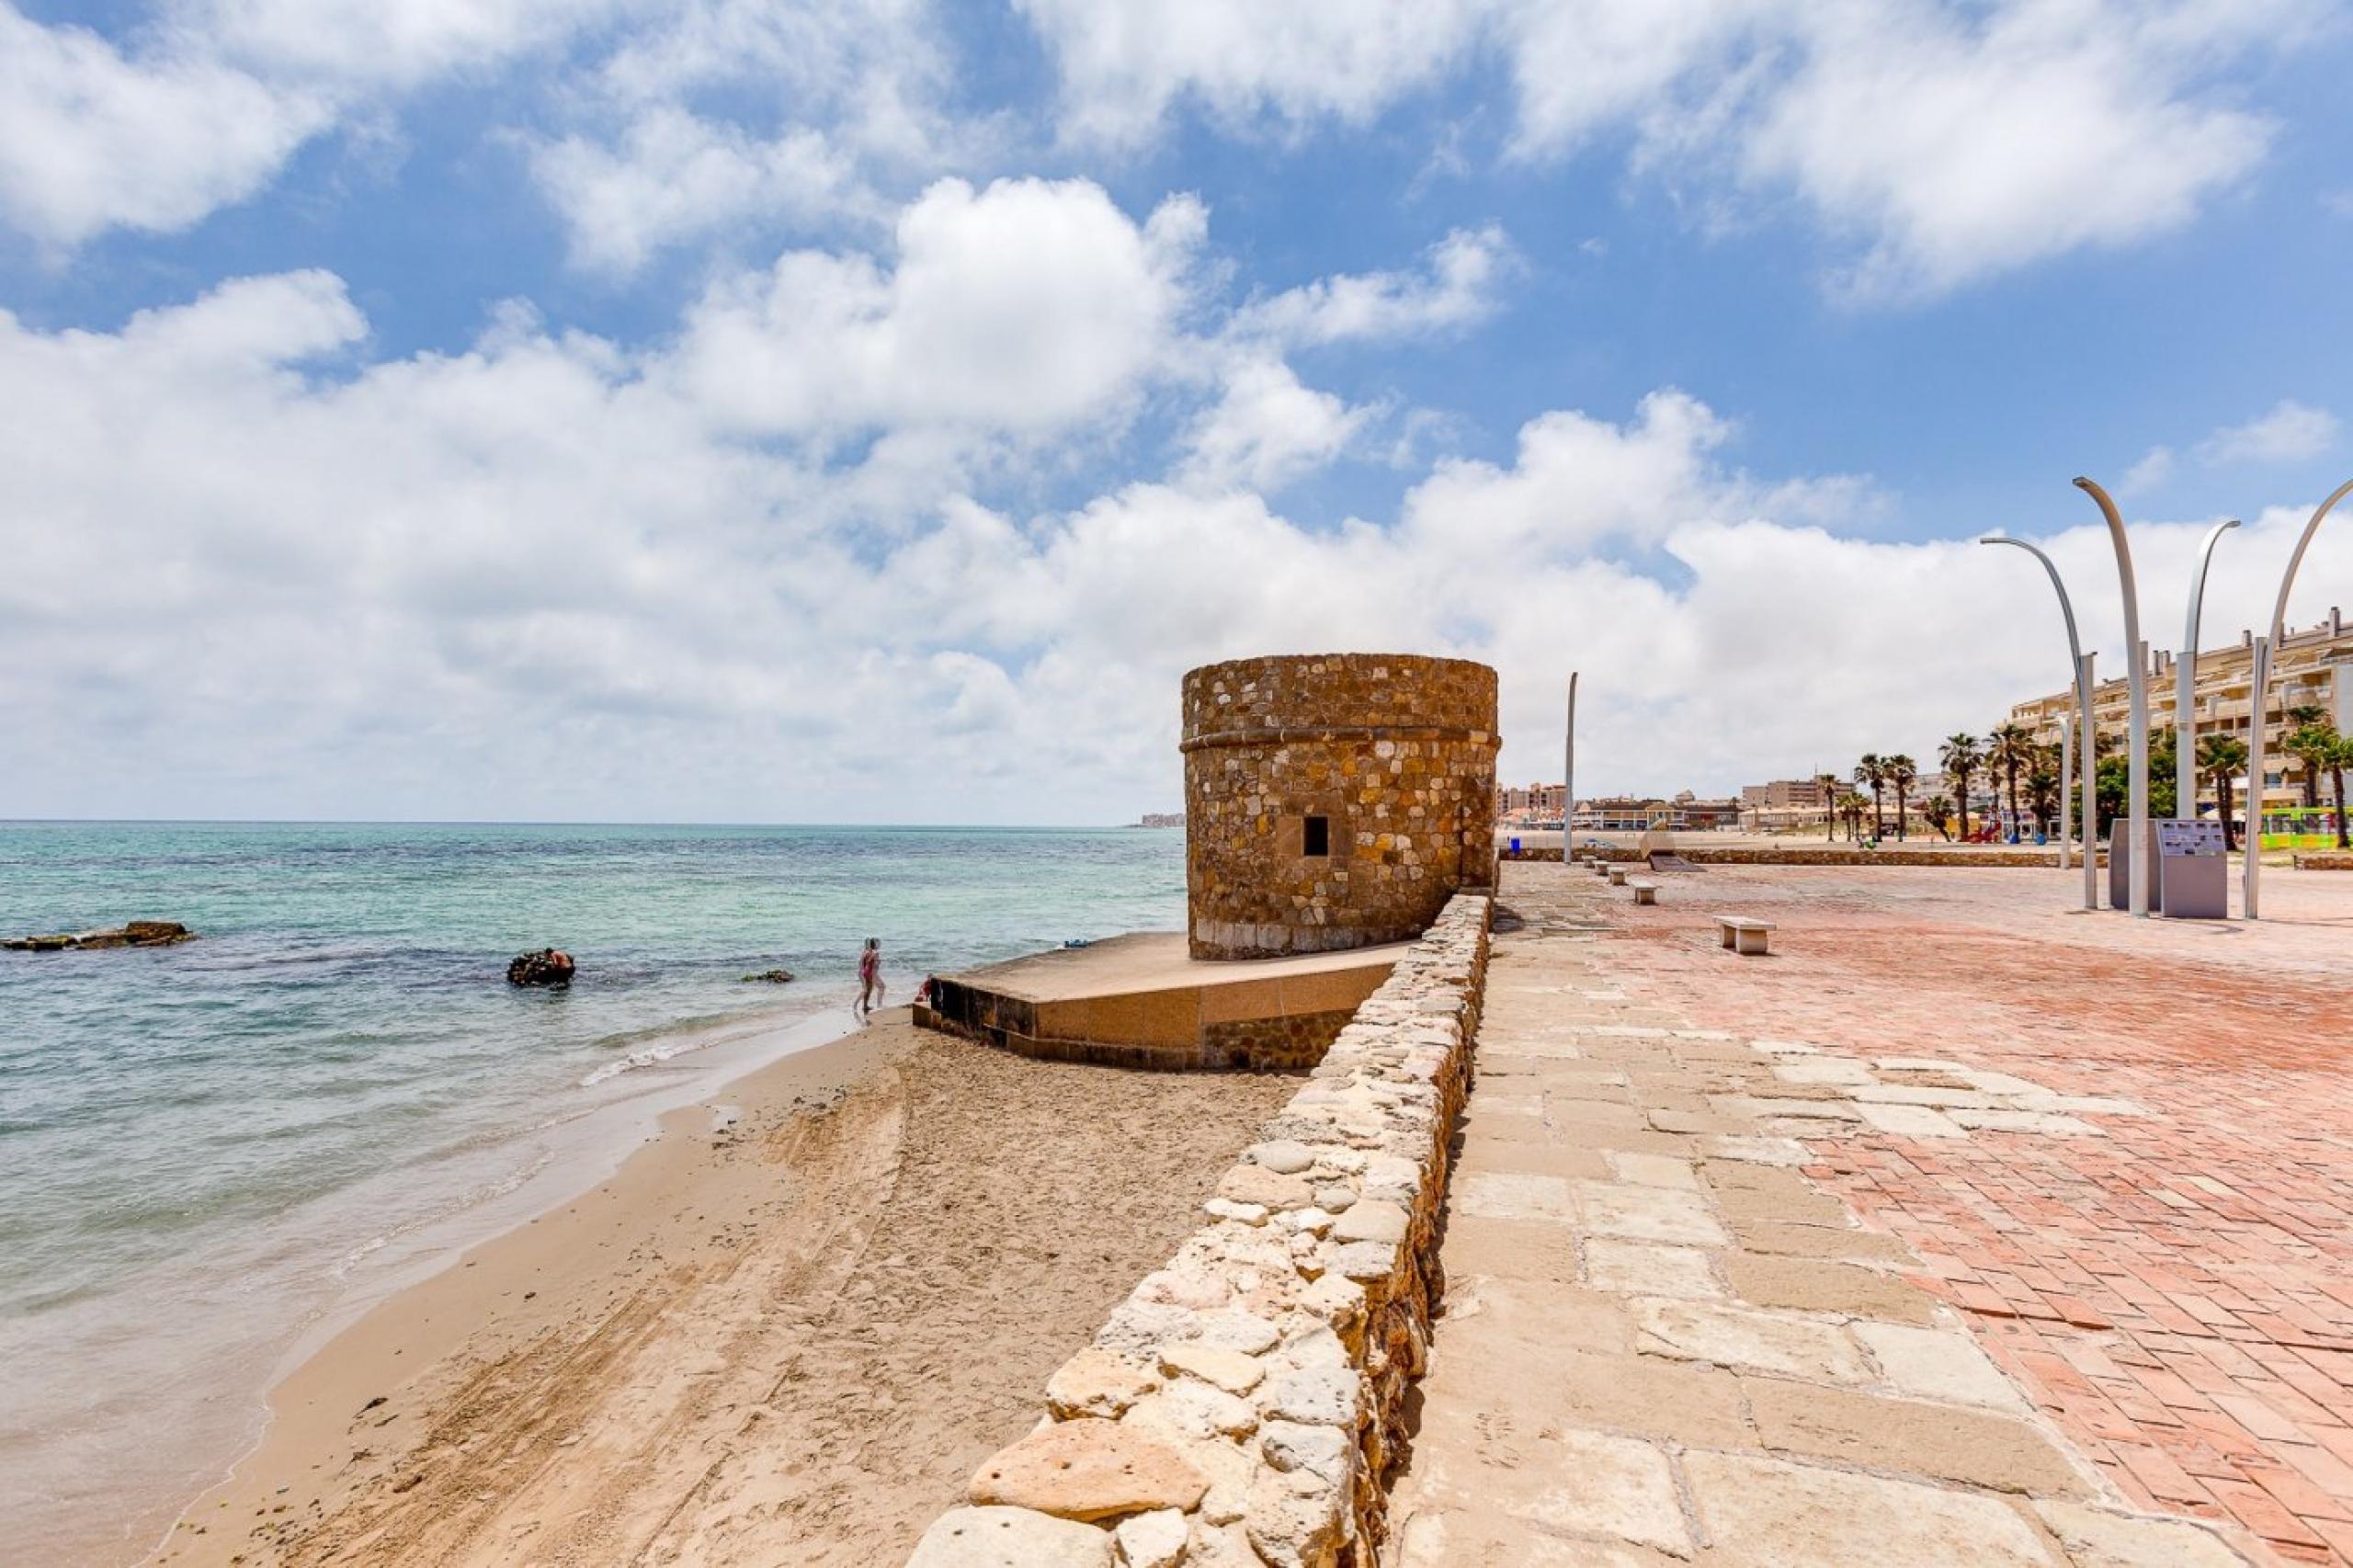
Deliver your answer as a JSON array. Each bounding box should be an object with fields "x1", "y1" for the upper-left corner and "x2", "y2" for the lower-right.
[{"x1": 906, "y1": 892, "x2": 1493, "y2": 1567}]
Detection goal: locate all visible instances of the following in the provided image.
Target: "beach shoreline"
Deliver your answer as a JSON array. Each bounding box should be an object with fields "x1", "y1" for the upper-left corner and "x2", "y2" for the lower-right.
[{"x1": 150, "y1": 1012, "x2": 1298, "y2": 1568}]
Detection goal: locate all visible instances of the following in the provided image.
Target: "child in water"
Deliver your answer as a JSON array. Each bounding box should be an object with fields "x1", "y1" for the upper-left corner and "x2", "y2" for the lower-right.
[{"x1": 857, "y1": 937, "x2": 883, "y2": 1018}]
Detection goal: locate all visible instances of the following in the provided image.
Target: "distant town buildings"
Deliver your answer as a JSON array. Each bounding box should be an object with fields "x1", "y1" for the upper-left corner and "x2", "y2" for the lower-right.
[
  {"x1": 1131, "y1": 812, "x2": 1186, "y2": 829},
  {"x1": 1494, "y1": 785, "x2": 1737, "y2": 833},
  {"x1": 1738, "y1": 778, "x2": 1829, "y2": 833},
  {"x1": 2008, "y1": 608, "x2": 2351, "y2": 822}
]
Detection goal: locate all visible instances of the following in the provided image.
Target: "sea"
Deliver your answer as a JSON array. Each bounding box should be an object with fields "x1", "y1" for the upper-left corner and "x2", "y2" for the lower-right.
[{"x1": 0, "y1": 821, "x2": 1187, "y2": 1565}]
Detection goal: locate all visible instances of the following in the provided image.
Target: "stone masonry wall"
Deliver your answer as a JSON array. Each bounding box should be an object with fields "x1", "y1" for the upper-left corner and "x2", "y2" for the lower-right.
[
  {"x1": 1184, "y1": 655, "x2": 1497, "y2": 960},
  {"x1": 1199, "y1": 1008, "x2": 1365, "y2": 1072},
  {"x1": 906, "y1": 892, "x2": 1493, "y2": 1568}
]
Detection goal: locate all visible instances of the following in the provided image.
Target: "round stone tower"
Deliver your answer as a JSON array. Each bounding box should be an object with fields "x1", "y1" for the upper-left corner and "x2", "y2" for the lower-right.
[{"x1": 1182, "y1": 653, "x2": 1499, "y2": 960}]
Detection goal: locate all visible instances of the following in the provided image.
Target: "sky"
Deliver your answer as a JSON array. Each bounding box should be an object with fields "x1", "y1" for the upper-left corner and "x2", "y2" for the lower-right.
[{"x1": 4, "y1": 0, "x2": 2352, "y2": 824}]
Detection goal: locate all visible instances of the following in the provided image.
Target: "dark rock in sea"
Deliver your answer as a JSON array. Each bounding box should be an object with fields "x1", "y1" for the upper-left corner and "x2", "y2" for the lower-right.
[
  {"x1": 741, "y1": 968, "x2": 796, "y2": 983},
  {"x1": 4, "y1": 920, "x2": 193, "y2": 951},
  {"x1": 506, "y1": 949, "x2": 575, "y2": 987}
]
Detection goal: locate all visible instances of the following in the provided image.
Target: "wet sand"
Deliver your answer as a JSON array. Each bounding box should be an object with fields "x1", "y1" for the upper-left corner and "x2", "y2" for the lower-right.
[{"x1": 156, "y1": 1010, "x2": 1297, "y2": 1567}]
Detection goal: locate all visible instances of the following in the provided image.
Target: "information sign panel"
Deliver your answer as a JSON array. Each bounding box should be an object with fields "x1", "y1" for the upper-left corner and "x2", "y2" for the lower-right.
[
  {"x1": 2155, "y1": 817, "x2": 2228, "y2": 918},
  {"x1": 2157, "y1": 819, "x2": 2225, "y2": 858}
]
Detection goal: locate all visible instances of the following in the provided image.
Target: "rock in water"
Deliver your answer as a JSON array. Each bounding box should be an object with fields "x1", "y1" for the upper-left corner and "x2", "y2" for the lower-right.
[
  {"x1": 741, "y1": 968, "x2": 795, "y2": 983},
  {"x1": 506, "y1": 949, "x2": 575, "y2": 987},
  {"x1": 5, "y1": 920, "x2": 192, "y2": 951}
]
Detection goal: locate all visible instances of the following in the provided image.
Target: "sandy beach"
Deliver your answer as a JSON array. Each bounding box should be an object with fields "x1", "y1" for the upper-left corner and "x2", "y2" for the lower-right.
[{"x1": 155, "y1": 1010, "x2": 1297, "y2": 1567}]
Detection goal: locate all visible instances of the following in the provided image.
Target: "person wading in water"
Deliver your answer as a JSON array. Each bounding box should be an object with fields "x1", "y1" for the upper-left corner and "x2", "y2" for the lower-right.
[{"x1": 857, "y1": 937, "x2": 883, "y2": 1018}]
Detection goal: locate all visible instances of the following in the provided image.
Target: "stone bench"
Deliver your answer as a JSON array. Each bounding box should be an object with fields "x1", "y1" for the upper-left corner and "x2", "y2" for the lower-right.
[
  {"x1": 1606, "y1": 865, "x2": 1630, "y2": 886},
  {"x1": 1713, "y1": 915, "x2": 1774, "y2": 956},
  {"x1": 1627, "y1": 879, "x2": 1658, "y2": 906}
]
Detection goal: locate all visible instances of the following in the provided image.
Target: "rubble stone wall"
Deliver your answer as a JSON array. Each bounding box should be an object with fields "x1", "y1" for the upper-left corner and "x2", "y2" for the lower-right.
[
  {"x1": 906, "y1": 892, "x2": 1493, "y2": 1568},
  {"x1": 1184, "y1": 655, "x2": 1498, "y2": 960},
  {"x1": 1199, "y1": 1008, "x2": 1365, "y2": 1072}
]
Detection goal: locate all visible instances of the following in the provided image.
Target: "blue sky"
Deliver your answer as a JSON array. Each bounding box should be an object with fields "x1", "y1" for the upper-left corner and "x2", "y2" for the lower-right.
[{"x1": 4, "y1": 0, "x2": 2351, "y2": 822}]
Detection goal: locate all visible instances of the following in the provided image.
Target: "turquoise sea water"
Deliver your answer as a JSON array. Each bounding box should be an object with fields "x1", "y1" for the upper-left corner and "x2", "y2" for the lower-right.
[{"x1": 0, "y1": 822, "x2": 1186, "y2": 1564}]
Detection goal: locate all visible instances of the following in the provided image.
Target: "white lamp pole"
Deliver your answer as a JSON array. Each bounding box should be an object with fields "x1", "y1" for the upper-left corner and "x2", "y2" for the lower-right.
[
  {"x1": 2245, "y1": 477, "x2": 2353, "y2": 920},
  {"x1": 1563, "y1": 671, "x2": 1578, "y2": 863},
  {"x1": 2177, "y1": 518, "x2": 2241, "y2": 826},
  {"x1": 2075, "y1": 478, "x2": 2152, "y2": 917},
  {"x1": 2076, "y1": 651, "x2": 2097, "y2": 908},
  {"x1": 1980, "y1": 534, "x2": 2100, "y2": 909},
  {"x1": 2058, "y1": 709, "x2": 2075, "y2": 871},
  {"x1": 2246, "y1": 637, "x2": 2272, "y2": 915}
]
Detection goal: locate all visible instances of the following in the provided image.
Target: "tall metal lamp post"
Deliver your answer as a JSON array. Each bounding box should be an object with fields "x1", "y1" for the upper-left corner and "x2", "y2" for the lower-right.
[
  {"x1": 2177, "y1": 518, "x2": 2240, "y2": 835},
  {"x1": 1563, "y1": 672, "x2": 1578, "y2": 863},
  {"x1": 2075, "y1": 478, "x2": 2152, "y2": 917},
  {"x1": 1980, "y1": 534, "x2": 2099, "y2": 909},
  {"x1": 2245, "y1": 477, "x2": 2353, "y2": 919}
]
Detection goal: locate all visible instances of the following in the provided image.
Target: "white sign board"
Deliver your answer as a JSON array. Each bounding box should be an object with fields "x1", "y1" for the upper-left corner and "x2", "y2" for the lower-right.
[{"x1": 2157, "y1": 819, "x2": 2225, "y2": 858}]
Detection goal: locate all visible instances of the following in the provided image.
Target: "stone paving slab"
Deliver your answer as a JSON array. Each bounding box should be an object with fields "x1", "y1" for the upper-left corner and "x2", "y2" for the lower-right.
[
  {"x1": 1383, "y1": 867, "x2": 2282, "y2": 1568},
  {"x1": 1555, "y1": 860, "x2": 2353, "y2": 1564}
]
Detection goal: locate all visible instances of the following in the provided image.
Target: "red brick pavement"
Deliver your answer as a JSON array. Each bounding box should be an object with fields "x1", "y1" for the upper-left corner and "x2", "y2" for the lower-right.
[{"x1": 1535, "y1": 864, "x2": 2353, "y2": 1564}]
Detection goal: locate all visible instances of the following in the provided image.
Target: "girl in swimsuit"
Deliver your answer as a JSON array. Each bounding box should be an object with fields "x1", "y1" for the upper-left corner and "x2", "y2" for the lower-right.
[{"x1": 858, "y1": 937, "x2": 882, "y2": 1017}]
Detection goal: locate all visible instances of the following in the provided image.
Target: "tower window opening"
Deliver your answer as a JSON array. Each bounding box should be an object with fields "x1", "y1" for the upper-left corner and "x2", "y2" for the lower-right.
[{"x1": 1303, "y1": 815, "x2": 1331, "y2": 857}]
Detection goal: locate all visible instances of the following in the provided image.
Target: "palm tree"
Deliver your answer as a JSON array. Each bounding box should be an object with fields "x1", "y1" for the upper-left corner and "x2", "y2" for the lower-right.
[
  {"x1": 2284, "y1": 704, "x2": 2330, "y2": 809},
  {"x1": 1836, "y1": 791, "x2": 1870, "y2": 842},
  {"x1": 1883, "y1": 754, "x2": 1917, "y2": 841},
  {"x1": 1939, "y1": 733, "x2": 1982, "y2": 841},
  {"x1": 1815, "y1": 772, "x2": 1842, "y2": 842},
  {"x1": 1923, "y1": 794, "x2": 1954, "y2": 840},
  {"x1": 1986, "y1": 723, "x2": 2035, "y2": 843},
  {"x1": 1854, "y1": 755, "x2": 1886, "y2": 839},
  {"x1": 2025, "y1": 762, "x2": 2060, "y2": 837},
  {"x1": 2198, "y1": 732, "x2": 2250, "y2": 851}
]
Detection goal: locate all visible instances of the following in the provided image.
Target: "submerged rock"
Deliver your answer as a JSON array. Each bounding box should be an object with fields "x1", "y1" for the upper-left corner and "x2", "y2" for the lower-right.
[
  {"x1": 5, "y1": 920, "x2": 192, "y2": 951},
  {"x1": 741, "y1": 968, "x2": 796, "y2": 983},
  {"x1": 506, "y1": 949, "x2": 575, "y2": 987}
]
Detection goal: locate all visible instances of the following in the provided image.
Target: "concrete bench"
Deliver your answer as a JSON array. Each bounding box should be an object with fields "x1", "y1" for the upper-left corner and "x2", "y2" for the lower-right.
[
  {"x1": 1713, "y1": 915, "x2": 1774, "y2": 956},
  {"x1": 1627, "y1": 879, "x2": 1658, "y2": 905},
  {"x1": 1591, "y1": 858, "x2": 1613, "y2": 878},
  {"x1": 1606, "y1": 864, "x2": 1631, "y2": 886}
]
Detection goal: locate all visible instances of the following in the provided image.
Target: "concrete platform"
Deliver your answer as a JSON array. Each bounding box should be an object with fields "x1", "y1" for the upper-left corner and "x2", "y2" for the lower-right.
[{"x1": 915, "y1": 931, "x2": 1407, "y2": 1070}]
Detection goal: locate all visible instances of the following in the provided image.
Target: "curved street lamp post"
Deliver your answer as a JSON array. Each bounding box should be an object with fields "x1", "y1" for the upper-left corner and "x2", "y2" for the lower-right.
[
  {"x1": 1979, "y1": 534, "x2": 2099, "y2": 910},
  {"x1": 2075, "y1": 479, "x2": 2152, "y2": 917},
  {"x1": 1563, "y1": 672, "x2": 1578, "y2": 864},
  {"x1": 2245, "y1": 478, "x2": 2353, "y2": 919},
  {"x1": 2177, "y1": 518, "x2": 2240, "y2": 841}
]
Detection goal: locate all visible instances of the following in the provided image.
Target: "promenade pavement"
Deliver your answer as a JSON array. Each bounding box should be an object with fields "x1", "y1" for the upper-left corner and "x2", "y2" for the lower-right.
[{"x1": 1388, "y1": 858, "x2": 2348, "y2": 1565}]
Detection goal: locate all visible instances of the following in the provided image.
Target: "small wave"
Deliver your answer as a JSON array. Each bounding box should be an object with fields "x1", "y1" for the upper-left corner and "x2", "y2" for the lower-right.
[
  {"x1": 333, "y1": 1144, "x2": 556, "y2": 1278},
  {"x1": 578, "y1": 1033, "x2": 713, "y2": 1086}
]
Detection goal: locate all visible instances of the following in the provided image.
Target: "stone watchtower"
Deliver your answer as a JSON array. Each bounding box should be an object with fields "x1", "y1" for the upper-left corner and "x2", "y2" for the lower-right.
[{"x1": 1181, "y1": 653, "x2": 1500, "y2": 960}]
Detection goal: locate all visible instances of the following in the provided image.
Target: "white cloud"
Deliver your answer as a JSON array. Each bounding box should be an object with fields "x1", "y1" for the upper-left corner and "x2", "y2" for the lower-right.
[
  {"x1": 9, "y1": 173, "x2": 2349, "y2": 822},
  {"x1": 2121, "y1": 400, "x2": 2341, "y2": 494},
  {"x1": 0, "y1": 6, "x2": 330, "y2": 245},
  {"x1": 525, "y1": 0, "x2": 975, "y2": 273},
  {"x1": 2121, "y1": 445, "x2": 2177, "y2": 496},
  {"x1": 1022, "y1": 0, "x2": 2314, "y2": 298},
  {"x1": 1731, "y1": 3, "x2": 2279, "y2": 300},
  {"x1": 529, "y1": 108, "x2": 858, "y2": 274},
  {"x1": 1234, "y1": 224, "x2": 1514, "y2": 347},
  {"x1": 2196, "y1": 399, "x2": 2340, "y2": 467},
  {"x1": 1178, "y1": 357, "x2": 1377, "y2": 493},
  {"x1": 1014, "y1": 0, "x2": 1486, "y2": 147},
  {"x1": 667, "y1": 176, "x2": 1204, "y2": 441},
  {"x1": 188, "y1": 0, "x2": 617, "y2": 87},
  {"x1": 0, "y1": 0, "x2": 972, "y2": 258}
]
